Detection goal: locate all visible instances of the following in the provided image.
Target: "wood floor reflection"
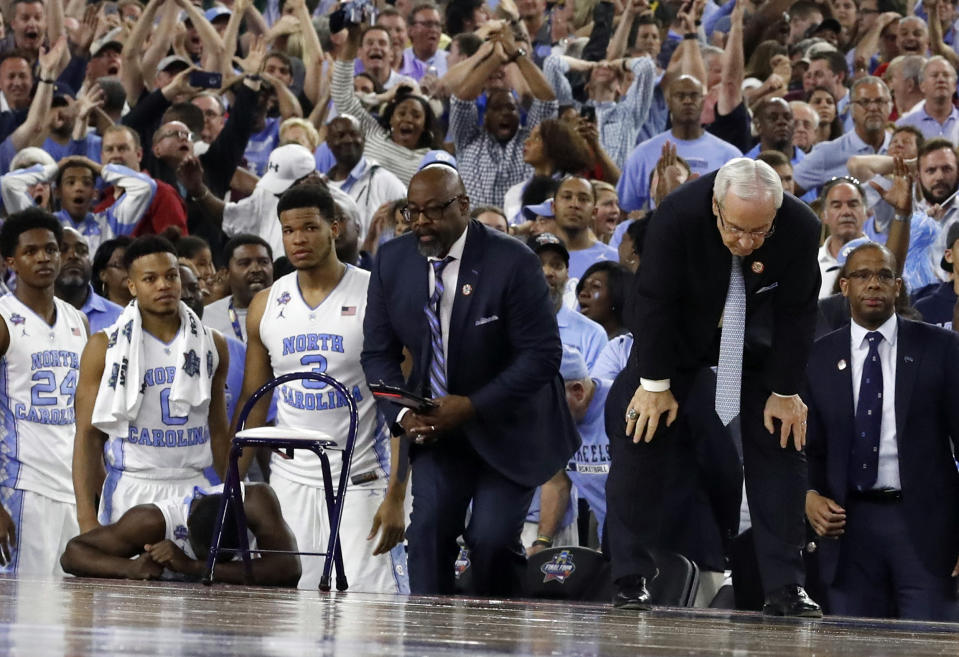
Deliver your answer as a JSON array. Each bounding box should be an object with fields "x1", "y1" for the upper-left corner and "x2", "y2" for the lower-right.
[{"x1": 0, "y1": 577, "x2": 956, "y2": 656}]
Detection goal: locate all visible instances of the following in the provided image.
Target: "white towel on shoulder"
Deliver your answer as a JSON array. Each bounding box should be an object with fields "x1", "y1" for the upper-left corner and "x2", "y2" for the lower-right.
[{"x1": 92, "y1": 300, "x2": 219, "y2": 436}]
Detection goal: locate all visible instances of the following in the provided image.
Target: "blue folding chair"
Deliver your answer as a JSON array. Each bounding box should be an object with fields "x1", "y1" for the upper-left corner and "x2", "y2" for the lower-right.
[{"x1": 202, "y1": 372, "x2": 358, "y2": 591}]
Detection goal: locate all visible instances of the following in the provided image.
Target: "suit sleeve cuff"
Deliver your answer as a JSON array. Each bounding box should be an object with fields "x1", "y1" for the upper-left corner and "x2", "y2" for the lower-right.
[{"x1": 640, "y1": 378, "x2": 670, "y2": 392}]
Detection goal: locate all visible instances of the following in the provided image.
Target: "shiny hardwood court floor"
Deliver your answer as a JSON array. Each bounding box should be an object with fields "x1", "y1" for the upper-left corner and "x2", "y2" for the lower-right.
[{"x1": 1, "y1": 576, "x2": 957, "y2": 656}]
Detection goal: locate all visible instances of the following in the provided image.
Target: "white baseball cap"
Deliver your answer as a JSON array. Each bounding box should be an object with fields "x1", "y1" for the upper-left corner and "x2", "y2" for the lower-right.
[{"x1": 257, "y1": 144, "x2": 317, "y2": 195}]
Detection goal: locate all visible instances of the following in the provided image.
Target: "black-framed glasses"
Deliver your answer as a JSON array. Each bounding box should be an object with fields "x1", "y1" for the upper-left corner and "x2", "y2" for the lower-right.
[
  {"x1": 844, "y1": 268, "x2": 896, "y2": 284},
  {"x1": 402, "y1": 195, "x2": 461, "y2": 223},
  {"x1": 717, "y1": 203, "x2": 775, "y2": 240}
]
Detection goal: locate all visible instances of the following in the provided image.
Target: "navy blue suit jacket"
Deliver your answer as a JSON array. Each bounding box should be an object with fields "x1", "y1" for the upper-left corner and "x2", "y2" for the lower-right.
[
  {"x1": 361, "y1": 220, "x2": 580, "y2": 488},
  {"x1": 805, "y1": 317, "x2": 959, "y2": 585}
]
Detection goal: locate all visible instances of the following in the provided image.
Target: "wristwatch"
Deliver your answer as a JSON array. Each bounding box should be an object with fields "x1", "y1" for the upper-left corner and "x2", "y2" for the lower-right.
[{"x1": 508, "y1": 47, "x2": 527, "y2": 63}]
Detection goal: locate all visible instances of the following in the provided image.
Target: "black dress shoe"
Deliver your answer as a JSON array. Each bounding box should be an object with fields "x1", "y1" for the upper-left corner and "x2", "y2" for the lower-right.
[
  {"x1": 762, "y1": 584, "x2": 823, "y2": 618},
  {"x1": 613, "y1": 575, "x2": 652, "y2": 610}
]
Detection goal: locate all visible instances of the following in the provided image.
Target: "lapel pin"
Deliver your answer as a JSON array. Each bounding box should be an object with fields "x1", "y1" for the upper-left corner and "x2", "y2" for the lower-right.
[
  {"x1": 751, "y1": 261, "x2": 764, "y2": 274},
  {"x1": 462, "y1": 284, "x2": 473, "y2": 296},
  {"x1": 904, "y1": 356, "x2": 914, "y2": 363},
  {"x1": 837, "y1": 359, "x2": 847, "y2": 371}
]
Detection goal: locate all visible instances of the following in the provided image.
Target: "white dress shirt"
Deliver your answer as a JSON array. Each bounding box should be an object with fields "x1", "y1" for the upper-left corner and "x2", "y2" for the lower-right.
[{"x1": 850, "y1": 314, "x2": 901, "y2": 491}]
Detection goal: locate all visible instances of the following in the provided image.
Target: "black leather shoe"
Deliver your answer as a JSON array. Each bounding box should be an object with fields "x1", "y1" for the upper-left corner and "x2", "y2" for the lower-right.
[
  {"x1": 613, "y1": 575, "x2": 652, "y2": 610},
  {"x1": 762, "y1": 584, "x2": 823, "y2": 618}
]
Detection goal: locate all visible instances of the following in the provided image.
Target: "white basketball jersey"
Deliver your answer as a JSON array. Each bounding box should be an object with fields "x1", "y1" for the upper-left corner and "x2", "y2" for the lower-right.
[
  {"x1": 0, "y1": 294, "x2": 86, "y2": 503},
  {"x1": 103, "y1": 325, "x2": 218, "y2": 480},
  {"x1": 259, "y1": 268, "x2": 389, "y2": 488}
]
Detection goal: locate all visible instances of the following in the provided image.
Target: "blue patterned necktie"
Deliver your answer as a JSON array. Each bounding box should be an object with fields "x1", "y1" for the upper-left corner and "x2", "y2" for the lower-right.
[
  {"x1": 426, "y1": 256, "x2": 455, "y2": 398},
  {"x1": 716, "y1": 255, "x2": 745, "y2": 426},
  {"x1": 851, "y1": 331, "x2": 883, "y2": 491}
]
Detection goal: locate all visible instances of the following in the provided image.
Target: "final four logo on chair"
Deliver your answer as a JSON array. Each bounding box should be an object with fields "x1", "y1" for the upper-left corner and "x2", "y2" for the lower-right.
[
  {"x1": 454, "y1": 547, "x2": 471, "y2": 578},
  {"x1": 541, "y1": 549, "x2": 576, "y2": 584}
]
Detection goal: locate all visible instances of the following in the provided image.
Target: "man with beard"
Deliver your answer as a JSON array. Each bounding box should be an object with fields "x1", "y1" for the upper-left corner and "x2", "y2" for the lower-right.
[
  {"x1": 325, "y1": 115, "x2": 406, "y2": 240},
  {"x1": 361, "y1": 164, "x2": 579, "y2": 595},
  {"x1": 746, "y1": 99, "x2": 805, "y2": 166},
  {"x1": 794, "y1": 78, "x2": 892, "y2": 196},
  {"x1": 202, "y1": 235, "x2": 273, "y2": 344},
  {"x1": 449, "y1": 30, "x2": 557, "y2": 207},
  {"x1": 554, "y1": 176, "x2": 619, "y2": 282},
  {"x1": 54, "y1": 228, "x2": 122, "y2": 333},
  {"x1": 896, "y1": 57, "x2": 959, "y2": 142},
  {"x1": 914, "y1": 139, "x2": 959, "y2": 279},
  {"x1": 618, "y1": 75, "x2": 742, "y2": 212}
]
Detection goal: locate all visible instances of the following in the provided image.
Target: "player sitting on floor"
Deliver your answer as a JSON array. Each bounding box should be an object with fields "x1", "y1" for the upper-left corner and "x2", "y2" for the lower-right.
[{"x1": 60, "y1": 483, "x2": 300, "y2": 586}]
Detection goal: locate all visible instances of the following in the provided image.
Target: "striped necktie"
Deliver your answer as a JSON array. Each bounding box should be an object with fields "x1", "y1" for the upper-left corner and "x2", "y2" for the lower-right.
[
  {"x1": 426, "y1": 256, "x2": 454, "y2": 397},
  {"x1": 716, "y1": 255, "x2": 745, "y2": 426}
]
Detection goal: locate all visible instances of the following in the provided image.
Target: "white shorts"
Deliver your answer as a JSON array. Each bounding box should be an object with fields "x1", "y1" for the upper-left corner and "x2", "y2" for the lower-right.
[
  {"x1": 99, "y1": 470, "x2": 217, "y2": 525},
  {"x1": 0, "y1": 487, "x2": 78, "y2": 577},
  {"x1": 521, "y1": 521, "x2": 580, "y2": 550},
  {"x1": 270, "y1": 471, "x2": 409, "y2": 594}
]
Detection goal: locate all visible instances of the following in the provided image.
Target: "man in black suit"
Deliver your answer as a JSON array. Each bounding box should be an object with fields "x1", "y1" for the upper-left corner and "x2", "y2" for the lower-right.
[
  {"x1": 805, "y1": 242, "x2": 959, "y2": 620},
  {"x1": 607, "y1": 158, "x2": 823, "y2": 616},
  {"x1": 361, "y1": 164, "x2": 579, "y2": 596}
]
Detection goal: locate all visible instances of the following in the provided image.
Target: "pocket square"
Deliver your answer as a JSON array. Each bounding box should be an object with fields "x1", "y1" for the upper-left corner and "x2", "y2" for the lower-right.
[
  {"x1": 755, "y1": 282, "x2": 779, "y2": 295},
  {"x1": 474, "y1": 315, "x2": 499, "y2": 326}
]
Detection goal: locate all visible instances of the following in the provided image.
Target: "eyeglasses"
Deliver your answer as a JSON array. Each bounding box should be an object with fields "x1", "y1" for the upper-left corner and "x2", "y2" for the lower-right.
[
  {"x1": 851, "y1": 97, "x2": 891, "y2": 109},
  {"x1": 844, "y1": 268, "x2": 896, "y2": 284},
  {"x1": 717, "y1": 203, "x2": 775, "y2": 240},
  {"x1": 402, "y1": 195, "x2": 461, "y2": 223},
  {"x1": 157, "y1": 129, "x2": 192, "y2": 141}
]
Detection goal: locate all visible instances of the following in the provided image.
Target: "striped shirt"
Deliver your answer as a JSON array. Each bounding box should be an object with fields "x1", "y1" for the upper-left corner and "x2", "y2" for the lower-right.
[
  {"x1": 331, "y1": 60, "x2": 430, "y2": 186},
  {"x1": 449, "y1": 96, "x2": 556, "y2": 207},
  {"x1": 544, "y1": 54, "x2": 657, "y2": 168}
]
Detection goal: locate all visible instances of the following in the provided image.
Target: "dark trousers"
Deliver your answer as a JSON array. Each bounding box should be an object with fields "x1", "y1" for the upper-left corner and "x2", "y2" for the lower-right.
[
  {"x1": 828, "y1": 499, "x2": 958, "y2": 621},
  {"x1": 407, "y1": 436, "x2": 535, "y2": 597},
  {"x1": 605, "y1": 367, "x2": 807, "y2": 595}
]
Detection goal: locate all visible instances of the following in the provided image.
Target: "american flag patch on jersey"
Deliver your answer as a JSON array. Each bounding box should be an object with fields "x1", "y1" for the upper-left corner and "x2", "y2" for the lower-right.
[
  {"x1": 72, "y1": 327, "x2": 81, "y2": 336},
  {"x1": 341, "y1": 306, "x2": 356, "y2": 316}
]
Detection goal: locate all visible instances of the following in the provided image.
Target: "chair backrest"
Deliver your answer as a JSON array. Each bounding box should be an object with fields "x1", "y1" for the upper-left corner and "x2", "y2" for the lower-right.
[
  {"x1": 523, "y1": 547, "x2": 614, "y2": 602},
  {"x1": 646, "y1": 547, "x2": 699, "y2": 607}
]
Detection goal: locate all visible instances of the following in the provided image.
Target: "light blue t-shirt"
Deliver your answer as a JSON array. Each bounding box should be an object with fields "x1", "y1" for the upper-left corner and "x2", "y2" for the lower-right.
[
  {"x1": 557, "y1": 305, "x2": 608, "y2": 370},
  {"x1": 617, "y1": 130, "x2": 742, "y2": 212},
  {"x1": 243, "y1": 117, "x2": 281, "y2": 177},
  {"x1": 568, "y1": 241, "x2": 620, "y2": 282},
  {"x1": 591, "y1": 333, "x2": 633, "y2": 381},
  {"x1": 567, "y1": 377, "x2": 613, "y2": 540}
]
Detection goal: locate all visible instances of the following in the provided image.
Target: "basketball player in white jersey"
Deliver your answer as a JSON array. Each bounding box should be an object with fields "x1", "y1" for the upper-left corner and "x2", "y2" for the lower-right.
[
  {"x1": 0, "y1": 208, "x2": 89, "y2": 576},
  {"x1": 237, "y1": 183, "x2": 408, "y2": 593},
  {"x1": 73, "y1": 236, "x2": 231, "y2": 534},
  {"x1": 61, "y1": 483, "x2": 300, "y2": 586}
]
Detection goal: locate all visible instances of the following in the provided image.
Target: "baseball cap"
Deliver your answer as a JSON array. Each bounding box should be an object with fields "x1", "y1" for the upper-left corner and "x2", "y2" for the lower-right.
[
  {"x1": 158, "y1": 55, "x2": 191, "y2": 74},
  {"x1": 90, "y1": 27, "x2": 124, "y2": 57},
  {"x1": 527, "y1": 232, "x2": 569, "y2": 264},
  {"x1": 808, "y1": 18, "x2": 841, "y2": 38},
  {"x1": 205, "y1": 6, "x2": 232, "y2": 22},
  {"x1": 257, "y1": 144, "x2": 317, "y2": 195},
  {"x1": 941, "y1": 222, "x2": 959, "y2": 272},
  {"x1": 835, "y1": 236, "x2": 873, "y2": 267},
  {"x1": 418, "y1": 150, "x2": 457, "y2": 171},
  {"x1": 521, "y1": 198, "x2": 555, "y2": 223},
  {"x1": 559, "y1": 345, "x2": 588, "y2": 382}
]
